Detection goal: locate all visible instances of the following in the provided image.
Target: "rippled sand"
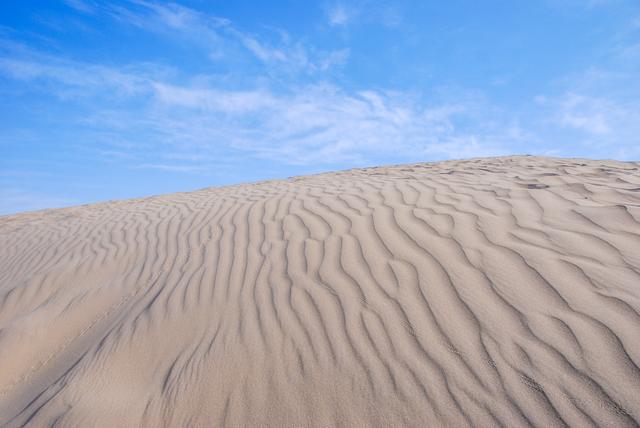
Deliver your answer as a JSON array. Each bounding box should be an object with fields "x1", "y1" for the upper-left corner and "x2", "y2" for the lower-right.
[{"x1": 1, "y1": 156, "x2": 639, "y2": 427}]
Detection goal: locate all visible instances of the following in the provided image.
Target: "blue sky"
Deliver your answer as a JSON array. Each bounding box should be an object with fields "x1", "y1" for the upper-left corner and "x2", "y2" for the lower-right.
[{"x1": 1, "y1": 0, "x2": 639, "y2": 215}]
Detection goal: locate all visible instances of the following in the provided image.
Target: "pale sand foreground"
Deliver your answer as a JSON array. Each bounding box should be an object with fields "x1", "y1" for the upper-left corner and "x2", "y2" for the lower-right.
[{"x1": 1, "y1": 156, "x2": 640, "y2": 427}]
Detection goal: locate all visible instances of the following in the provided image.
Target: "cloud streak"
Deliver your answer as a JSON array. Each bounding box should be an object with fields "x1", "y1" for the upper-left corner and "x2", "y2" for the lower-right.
[
  {"x1": 103, "y1": 1, "x2": 348, "y2": 75},
  {"x1": 0, "y1": 0, "x2": 516, "y2": 168},
  {"x1": 0, "y1": 48, "x2": 510, "y2": 165}
]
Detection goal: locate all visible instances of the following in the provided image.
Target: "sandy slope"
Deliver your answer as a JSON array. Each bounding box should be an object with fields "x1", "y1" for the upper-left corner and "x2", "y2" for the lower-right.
[{"x1": 1, "y1": 156, "x2": 640, "y2": 427}]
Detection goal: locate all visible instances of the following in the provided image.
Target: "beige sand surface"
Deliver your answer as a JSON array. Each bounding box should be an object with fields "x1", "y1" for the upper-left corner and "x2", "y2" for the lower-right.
[{"x1": 1, "y1": 156, "x2": 639, "y2": 427}]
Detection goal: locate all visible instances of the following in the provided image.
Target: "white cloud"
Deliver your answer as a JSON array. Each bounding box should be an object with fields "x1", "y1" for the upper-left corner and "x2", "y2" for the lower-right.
[
  {"x1": 0, "y1": 53, "x2": 162, "y2": 98},
  {"x1": 239, "y1": 35, "x2": 289, "y2": 62},
  {"x1": 142, "y1": 82, "x2": 512, "y2": 165},
  {"x1": 105, "y1": 1, "x2": 346, "y2": 74},
  {"x1": 535, "y1": 86, "x2": 640, "y2": 159},
  {"x1": 0, "y1": 1, "x2": 522, "y2": 174},
  {"x1": 328, "y1": 4, "x2": 349, "y2": 26},
  {"x1": 557, "y1": 93, "x2": 612, "y2": 134},
  {"x1": 152, "y1": 83, "x2": 276, "y2": 113},
  {"x1": 0, "y1": 45, "x2": 518, "y2": 166},
  {"x1": 324, "y1": 1, "x2": 403, "y2": 28},
  {"x1": 63, "y1": 0, "x2": 97, "y2": 14}
]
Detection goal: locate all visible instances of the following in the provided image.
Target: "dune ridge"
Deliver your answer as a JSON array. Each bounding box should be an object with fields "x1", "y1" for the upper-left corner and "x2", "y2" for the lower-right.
[{"x1": 1, "y1": 156, "x2": 640, "y2": 427}]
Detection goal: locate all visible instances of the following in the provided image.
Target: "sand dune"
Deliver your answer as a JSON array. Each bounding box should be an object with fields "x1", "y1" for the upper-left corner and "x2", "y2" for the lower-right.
[{"x1": 1, "y1": 156, "x2": 640, "y2": 427}]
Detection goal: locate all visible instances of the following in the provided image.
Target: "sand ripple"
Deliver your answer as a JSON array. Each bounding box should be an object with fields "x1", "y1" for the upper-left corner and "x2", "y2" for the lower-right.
[{"x1": 1, "y1": 156, "x2": 639, "y2": 427}]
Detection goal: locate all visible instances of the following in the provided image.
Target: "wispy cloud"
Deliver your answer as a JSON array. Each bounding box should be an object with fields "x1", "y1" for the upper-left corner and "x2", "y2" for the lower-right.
[
  {"x1": 535, "y1": 78, "x2": 640, "y2": 159},
  {"x1": 328, "y1": 4, "x2": 349, "y2": 26},
  {"x1": 62, "y1": 0, "x2": 97, "y2": 14},
  {"x1": 556, "y1": 93, "x2": 612, "y2": 134},
  {"x1": 324, "y1": 1, "x2": 403, "y2": 28},
  {"x1": 0, "y1": 56, "x2": 157, "y2": 97},
  {"x1": 107, "y1": 1, "x2": 228, "y2": 46},
  {"x1": 152, "y1": 83, "x2": 276, "y2": 113},
  {"x1": 1, "y1": 1, "x2": 516, "y2": 167},
  {"x1": 116, "y1": 82, "x2": 512, "y2": 165},
  {"x1": 103, "y1": 1, "x2": 347, "y2": 74},
  {"x1": 0, "y1": 46, "x2": 512, "y2": 165}
]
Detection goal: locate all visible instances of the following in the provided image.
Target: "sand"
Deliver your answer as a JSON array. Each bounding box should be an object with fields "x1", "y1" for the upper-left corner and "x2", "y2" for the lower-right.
[{"x1": 0, "y1": 155, "x2": 639, "y2": 427}]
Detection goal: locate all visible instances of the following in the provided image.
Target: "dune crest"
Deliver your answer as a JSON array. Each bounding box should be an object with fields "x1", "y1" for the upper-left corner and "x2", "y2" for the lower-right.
[{"x1": 1, "y1": 156, "x2": 640, "y2": 427}]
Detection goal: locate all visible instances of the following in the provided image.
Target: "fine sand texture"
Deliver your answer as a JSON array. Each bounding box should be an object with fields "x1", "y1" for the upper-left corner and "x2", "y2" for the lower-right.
[{"x1": 1, "y1": 156, "x2": 640, "y2": 427}]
